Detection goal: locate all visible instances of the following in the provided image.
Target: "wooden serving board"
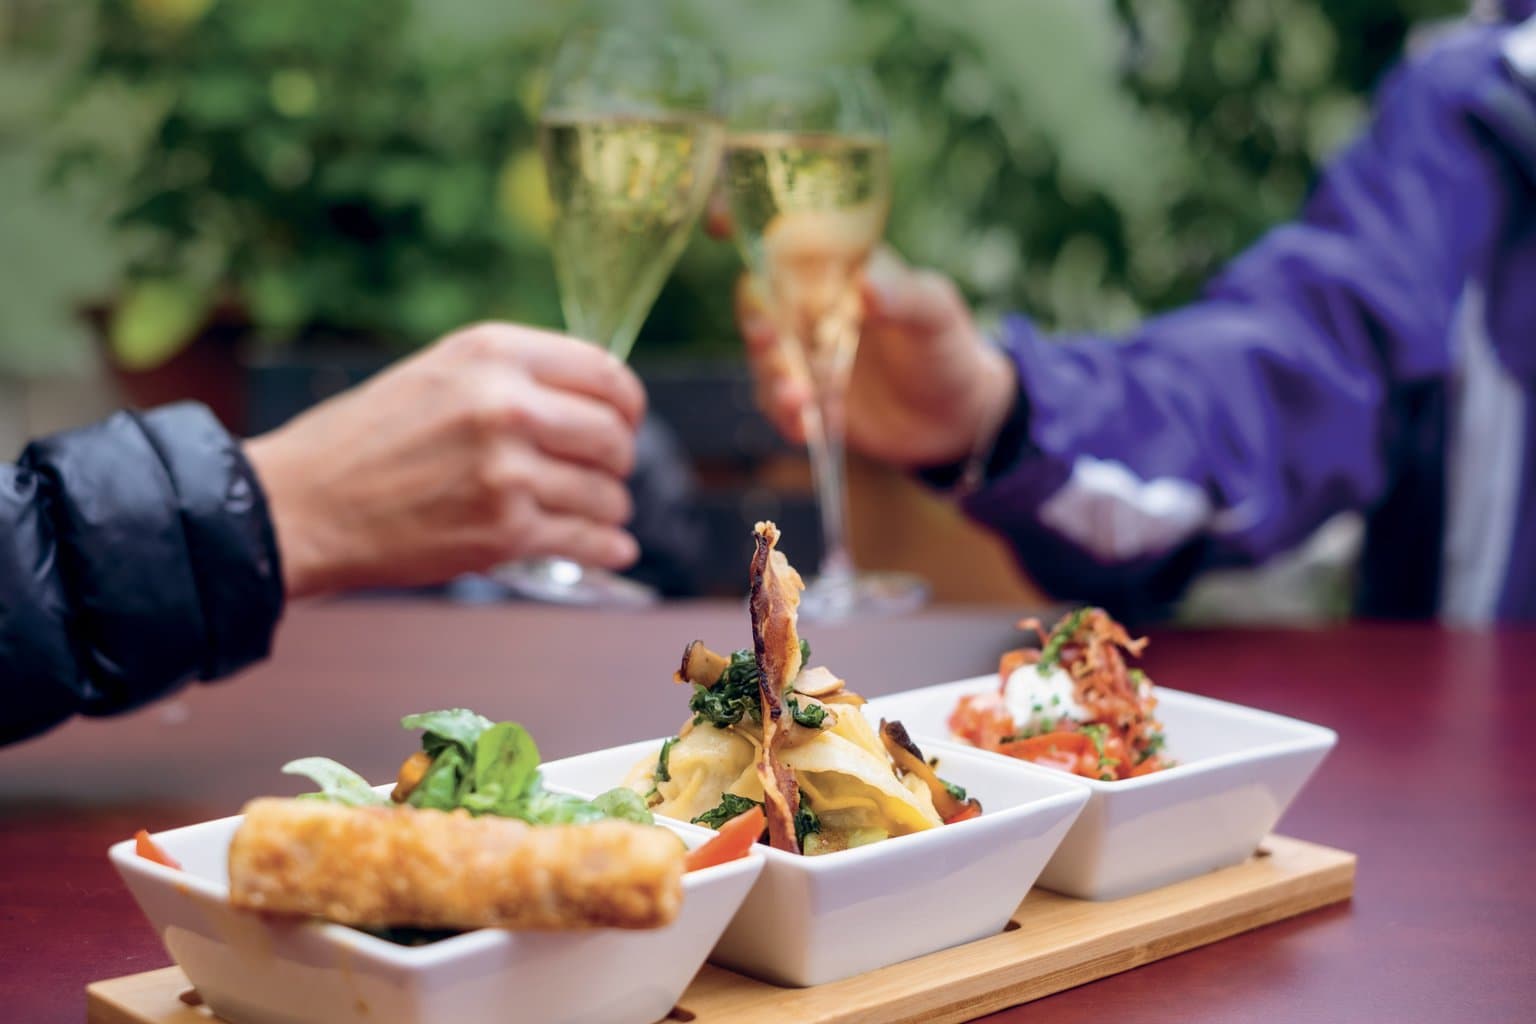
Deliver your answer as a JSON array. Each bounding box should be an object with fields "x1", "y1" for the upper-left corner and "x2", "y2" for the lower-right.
[{"x1": 88, "y1": 834, "x2": 1354, "y2": 1024}]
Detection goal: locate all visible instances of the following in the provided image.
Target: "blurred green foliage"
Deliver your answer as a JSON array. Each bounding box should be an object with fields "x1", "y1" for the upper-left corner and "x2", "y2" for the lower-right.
[{"x1": 2, "y1": 0, "x2": 1465, "y2": 371}]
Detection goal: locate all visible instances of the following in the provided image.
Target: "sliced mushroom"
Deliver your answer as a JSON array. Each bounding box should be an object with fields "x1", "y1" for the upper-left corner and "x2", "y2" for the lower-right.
[
  {"x1": 879, "y1": 719, "x2": 983, "y2": 824},
  {"x1": 819, "y1": 690, "x2": 867, "y2": 708},
  {"x1": 791, "y1": 665, "x2": 846, "y2": 698},
  {"x1": 676, "y1": 640, "x2": 730, "y2": 687}
]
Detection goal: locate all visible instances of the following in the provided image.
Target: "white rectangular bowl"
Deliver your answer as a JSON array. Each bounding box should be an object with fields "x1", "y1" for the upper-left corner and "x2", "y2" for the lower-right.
[
  {"x1": 541, "y1": 738, "x2": 1090, "y2": 987},
  {"x1": 866, "y1": 677, "x2": 1337, "y2": 901},
  {"x1": 110, "y1": 788, "x2": 765, "y2": 1024}
]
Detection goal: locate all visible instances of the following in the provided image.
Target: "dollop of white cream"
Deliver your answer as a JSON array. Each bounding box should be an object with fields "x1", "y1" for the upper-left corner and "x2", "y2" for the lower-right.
[{"x1": 1003, "y1": 663, "x2": 1087, "y2": 734}]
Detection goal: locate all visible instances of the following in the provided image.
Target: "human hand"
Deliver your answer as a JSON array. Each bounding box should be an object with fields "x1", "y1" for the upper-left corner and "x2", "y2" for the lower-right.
[
  {"x1": 244, "y1": 323, "x2": 645, "y2": 598},
  {"x1": 737, "y1": 250, "x2": 1015, "y2": 469}
]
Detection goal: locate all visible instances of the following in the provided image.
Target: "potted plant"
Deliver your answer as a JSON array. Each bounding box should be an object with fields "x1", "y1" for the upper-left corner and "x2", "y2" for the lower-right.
[{"x1": 49, "y1": 0, "x2": 570, "y2": 431}]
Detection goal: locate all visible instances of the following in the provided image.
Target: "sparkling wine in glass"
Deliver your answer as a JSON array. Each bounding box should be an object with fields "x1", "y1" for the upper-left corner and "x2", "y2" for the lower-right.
[
  {"x1": 494, "y1": 25, "x2": 724, "y2": 607},
  {"x1": 724, "y1": 71, "x2": 929, "y2": 620}
]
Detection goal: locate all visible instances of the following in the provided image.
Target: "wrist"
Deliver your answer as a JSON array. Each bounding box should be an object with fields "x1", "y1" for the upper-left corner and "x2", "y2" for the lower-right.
[
  {"x1": 243, "y1": 431, "x2": 327, "y2": 599},
  {"x1": 916, "y1": 345, "x2": 1025, "y2": 494},
  {"x1": 970, "y1": 345, "x2": 1016, "y2": 454}
]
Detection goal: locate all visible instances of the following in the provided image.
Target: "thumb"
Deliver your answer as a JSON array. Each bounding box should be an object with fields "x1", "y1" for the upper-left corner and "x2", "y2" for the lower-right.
[{"x1": 863, "y1": 252, "x2": 967, "y2": 337}]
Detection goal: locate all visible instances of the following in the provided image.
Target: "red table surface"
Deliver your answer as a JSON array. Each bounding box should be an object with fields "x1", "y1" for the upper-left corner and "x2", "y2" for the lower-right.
[{"x1": 1, "y1": 602, "x2": 1532, "y2": 1023}]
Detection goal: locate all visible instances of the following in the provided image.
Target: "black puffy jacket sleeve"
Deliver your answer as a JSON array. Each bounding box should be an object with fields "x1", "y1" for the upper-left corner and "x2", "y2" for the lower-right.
[{"x1": 0, "y1": 402, "x2": 285, "y2": 745}]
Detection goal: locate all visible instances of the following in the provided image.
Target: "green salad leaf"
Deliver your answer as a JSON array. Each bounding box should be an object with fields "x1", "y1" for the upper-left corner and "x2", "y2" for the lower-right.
[
  {"x1": 282, "y1": 757, "x2": 389, "y2": 807},
  {"x1": 406, "y1": 745, "x2": 469, "y2": 811},
  {"x1": 290, "y1": 709, "x2": 659, "y2": 829},
  {"x1": 518, "y1": 786, "x2": 607, "y2": 825},
  {"x1": 402, "y1": 708, "x2": 494, "y2": 756},
  {"x1": 591, "y1": 787, "x2": 656, "y2": 825},
  {"x1": 460, "y1": 722, "x2": 540, "y2": 816}
]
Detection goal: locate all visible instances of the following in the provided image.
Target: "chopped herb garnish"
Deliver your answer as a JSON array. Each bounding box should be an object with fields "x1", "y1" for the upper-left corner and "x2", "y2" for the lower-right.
[
  {"x1": 1050, "y1": 694, "x2": 1061, "y2": 707},
  {"x1": 691, "y1": 793, "x2": 763, "y2": 829},
  {"x1": 1139, "y1": 731, "x2": 1166, "y2": 763},
  {"x1": 1031, "y1": 702, "x2": 1044, "y2": 713},
  {"x1": 942, "y1": 780, "x2": 968, "y2": 802},
  {"x1": 655, "y1": 736, "x2": 677, "y2": 783},
  {"x1": 1037, "y1": 608, "x2": 1091, "y2": 674},
  {"x1": 1081, "y1": 724, "x2": 1121, "y2": 780},
  {"x1": 1080, "y1": 723, "x2": 1108, "y2": 755}
]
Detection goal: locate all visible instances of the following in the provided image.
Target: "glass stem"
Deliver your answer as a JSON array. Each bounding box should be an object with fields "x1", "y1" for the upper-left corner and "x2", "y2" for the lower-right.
[{"x1": 803, "y1": 375, "x2": 854, "y2": 583}]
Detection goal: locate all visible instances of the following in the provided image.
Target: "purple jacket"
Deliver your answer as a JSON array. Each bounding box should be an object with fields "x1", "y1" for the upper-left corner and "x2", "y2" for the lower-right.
[{"x1": 957, "y1": 19, "x2": 1536, "y2": 623}]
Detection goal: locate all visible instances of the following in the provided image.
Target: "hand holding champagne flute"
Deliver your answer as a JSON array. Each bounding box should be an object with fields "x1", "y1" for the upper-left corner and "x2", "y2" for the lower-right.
[
  {"x1": 724, "y1": 71, "x2": 928, "y2": 620},
  {"x1": 495, "y1": 25, "x2": 724, "y2": 606}
]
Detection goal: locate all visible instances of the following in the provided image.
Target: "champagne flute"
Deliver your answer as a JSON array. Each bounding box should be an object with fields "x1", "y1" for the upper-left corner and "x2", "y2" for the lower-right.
[
  {"x1": 495, "y1": 25, "x2": 725, "y2": 607},
  {"x1": 724, "y1": 70, "x2": 929, "y2": 621}
]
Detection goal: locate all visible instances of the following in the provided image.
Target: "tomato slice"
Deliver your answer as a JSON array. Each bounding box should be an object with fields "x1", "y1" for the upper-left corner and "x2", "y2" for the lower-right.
[
  {"x1": 134, "y1": 829, "x2": 181, "y2": 870},
  {"x1": 683, "y1": 805, "x2": 766, "y2": 872},
  {"x1": 948, "y1": 692, "x2": 1016, "y2": 750},
  {"x1": 942, "y1": 802, "x2": 983, "y2": 825},
  {"x1": 996, "y1": 732, "x2": 1097, "y2": 777}
]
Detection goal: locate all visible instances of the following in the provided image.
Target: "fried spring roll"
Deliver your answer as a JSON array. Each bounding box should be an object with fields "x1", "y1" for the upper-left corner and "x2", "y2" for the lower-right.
[{"x1": 228, "y1": 798, "x2": 684, "y2": 930}]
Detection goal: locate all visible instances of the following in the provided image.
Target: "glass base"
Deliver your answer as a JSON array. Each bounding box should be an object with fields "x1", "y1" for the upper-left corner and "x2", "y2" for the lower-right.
[
  {"x1": 490, "y1": 557, "x2": 658, "y2": 608},
  {"x1": 799, "y1": 569, "x2": 930, "y2": 623}
]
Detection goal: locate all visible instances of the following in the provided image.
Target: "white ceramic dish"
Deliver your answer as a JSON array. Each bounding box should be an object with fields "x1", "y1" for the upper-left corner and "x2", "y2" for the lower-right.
[
  {"x1": 110, "y1": 787, "x2": 764, "y2": 1024},
  {"x1": 541, "y1": 738, "x2": 1090, "y2": 987},
  {"x1": 867, "y1": 677, "x2": 1337, "y2": 901}
]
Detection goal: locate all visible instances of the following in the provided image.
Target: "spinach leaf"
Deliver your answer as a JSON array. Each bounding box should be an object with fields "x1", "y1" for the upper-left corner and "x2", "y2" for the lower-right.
[
  {"x1": 591, "y1": 788, "x2": 655, "y2": 825},
  {"x1": 688, "y1": 639, "x2": 813, "y2": 729},
  {"x1": 688, "y1": 649, "x2": 760, "y2": 728},
  {"x1": 655, "y1": 736, "x2": 677, "y2": 783},
  {"x1": 691, "y1": 793, "x2": 763, "y2": 829},
  {"x1": 406, "y1": 745, "x2": 469, "y2": 811},
  {"x1": 794, "y1": 800, "x2": 821, "y2": 849},
  {"x1": 282, "y1": 757, "x2": 389, "y2": 807},
  {"x1": 460, "y1": 722, "x2": 540, "y2": 815},
  {"x1": 401, "y1": 709, "x2": 494, "y2": 756},
  {"x1": 787, "y1": 697, "x2": 826, "y2": 729}
]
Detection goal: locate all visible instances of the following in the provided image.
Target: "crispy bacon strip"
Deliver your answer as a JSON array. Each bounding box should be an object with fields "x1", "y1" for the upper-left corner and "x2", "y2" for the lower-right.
[{"x1": 749, "y1": 521, "x2": 805, "y2": 852}]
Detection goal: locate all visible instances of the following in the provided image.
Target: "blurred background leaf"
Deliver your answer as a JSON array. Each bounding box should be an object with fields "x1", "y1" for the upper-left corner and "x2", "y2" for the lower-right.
[{"x1": 0, "y1": 0, "x2": 1466, "y2": 373}]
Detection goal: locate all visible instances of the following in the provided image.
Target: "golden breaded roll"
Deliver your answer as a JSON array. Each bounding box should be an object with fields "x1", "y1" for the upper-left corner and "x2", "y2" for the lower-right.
[{"x1": 228, "y1": 798, "x2": 684, "y2": 930}]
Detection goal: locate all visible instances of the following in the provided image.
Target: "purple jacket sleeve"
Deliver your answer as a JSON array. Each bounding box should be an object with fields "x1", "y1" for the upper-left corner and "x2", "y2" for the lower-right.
[{"x1": 958, "y1": 26, "x2": 1531, "y2": 615}]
